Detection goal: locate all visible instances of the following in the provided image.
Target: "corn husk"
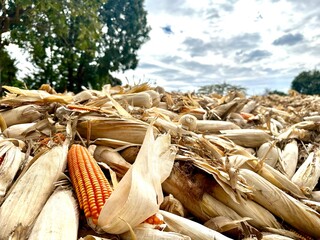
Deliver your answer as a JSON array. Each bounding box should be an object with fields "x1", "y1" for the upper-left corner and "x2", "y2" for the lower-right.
[
  {"x1": 0, "y1": 143, "x2": 69, "y2": 239},
  {"x1": 0, "y1": 141, "x2": 24, "y2": 202},
  {"x1": 162, "y1": 163, "x2": 244, "y2": 223},
  {"x1": 97, "y1": 124, "x2": 177, "y2": 234},
  {"x1": 257, "y1": 141, "x2": 281, "y2": 167},
  {"x1": 0, "y1": 104, "x2": 44, "y2": 127},
  {"x1": 279, "y1": 140, "x2": 298, "y2": 179},
  {"x1": 93, "y1": 145, "x2": 131, "y2": 177},
  {"x1": 210, "y1": 183, "x2": 281, "y2": 229},
  {"x1": 219, "y1": 129, "x2": 272, "y2": 148},
  {"x1": 28, "y1": 187, "x2": 79, "y2": 240},
  {"x1": 239, "y1": 168, "x2": 320, "y2": 238},
  {"x1": 160, "y1": 194, "x2": 187, "y2": 217},
  {"x1": 160, "y1": 210, "x2": 232, "y2": 240},
  {"x1": 196, "y1": 120, "x2": 240, "y2": 133},
  {"x1": 262, "y1": 233, "x2": 294, "y2": 240},
  {"x1": 77, "y1": 118, "x2": 159, "y2": 144},
  {"x1": 1, "y1": 85, "x2": 73, "y2": 105},
  {"x1": 120, "y1": 227, "x2": 190, "y2": 240},
  {"x1": 291, "y1": 150, "x2": 320, "y2": 195}
]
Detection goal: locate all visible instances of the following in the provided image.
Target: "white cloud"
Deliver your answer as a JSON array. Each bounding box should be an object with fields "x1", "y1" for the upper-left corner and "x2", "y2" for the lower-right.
[{"x1": 114, "y1": 0, "x2": 320, "y2": 95}]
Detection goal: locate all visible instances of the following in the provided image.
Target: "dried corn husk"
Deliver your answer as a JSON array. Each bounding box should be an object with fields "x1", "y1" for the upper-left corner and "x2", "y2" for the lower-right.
[
  {"x1": 160, "y1": 194, "x2": 187, "y2": 217},
  {"x1": 161, "y1": 210, "x2": 232, "y2": 240},
  {"x1": 261, "y1": 233, "x2": 294, "y2": 240},
  {"x1": 0, "y1": 141, "x2": 24, "y2": 202},
  {"x1": 220, "y1": 129, "x2": 272, "y2": 148},
  {"x1": 93, "y1": 146, "x2": 131, "y2": 177},
  {"x1": 77, "y1": 118, "x2": 158, "y2": 144},
  {"x1": 0, "y1": 104, "x2": 44, "y2": 127},
  {"x1": 0, "y1": 143, "x2": 69, "y2": 239},
  {"x1": 210, "y1": 183, "x2": 281, "y2": 229},
  {"x1": 291, "y1": 150, "x2": 320, "y2": 195},
  {"x1": 114, "y1": 92, "x2": 153, "y2": 108},
  {"x1": 196, "y1": 120, "x2": 240, "y2": 133},
  {"x1": 279, "y1": 140, "x2": 298, "y2": 179},
  {"x1": 1, "y1": 85, "x2": 73, "y2": 104},
  {"x1": 257, "y1": 141, "x2": 281, "y2": 167},
  {"x1": 239, "y1": 168, "x2": 320, "y2": 238},
  {"x1": 28, "y1": 187, "x2": 79, "y2": 240},
  {"x1": 162, "y1": 164, "x2": 242, "y2": 222},
  {"x1": 97, "y1": 125, "x2": 176, "y2": 234},
  {"x1": 120, "y1": 227, "x2": 190, "y2": 240}
]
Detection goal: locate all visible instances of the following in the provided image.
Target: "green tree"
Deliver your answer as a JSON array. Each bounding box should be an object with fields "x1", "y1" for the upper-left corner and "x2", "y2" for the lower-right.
[
  {"x1": 3, "y1": 0, "x2": 150, "y2": 93},
  {"x1": 198, "y1": 81, "x2": 247, "y2": 95},
  {"x1": 0, "y1": 49, "x2": 23, "y2": 94},
  {"x1": 291, "y1": 70, "x2": 320, "y2": 95}
]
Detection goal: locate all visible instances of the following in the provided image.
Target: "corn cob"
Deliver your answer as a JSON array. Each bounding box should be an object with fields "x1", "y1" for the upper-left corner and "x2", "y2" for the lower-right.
[
  {"x1": 0, "y1": 104, "x2": 44, "y2": 127},
  {"x1": 28, "y1": 187, "x2": 79, "y2": 240},
  {"x1": 219, "y1": 129, "x2": 272, "y2": 148},
  {"x1": 0, "y1": 141, "x2": 24, "y2": 203},
  {"x1": 0, "y1": 145, "x2": 68, "y2": 239},
  {"x1": 67, "y1": 144, "x2": 113, "y2": 225},
  {"x1": 279, "y1": 140, "x2": 298, "y2": 179},
  {"x1": 239, "y1": 168, "x2": 320, "y2": 238},
  {"x1": 291, "y1": 150, "x2": 320, "y2": 195},
  {"x1": 257, "y1": 141, "x2": 280, "y2": 167}
]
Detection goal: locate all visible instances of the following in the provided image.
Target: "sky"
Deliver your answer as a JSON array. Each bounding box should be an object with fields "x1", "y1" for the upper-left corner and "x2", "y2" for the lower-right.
[
  {"x1": 6, "y1": 0, "x2": 320, "y2": 95},
  {"x1": 113, "y1": 0, "x2": 320, "y2": 95}
]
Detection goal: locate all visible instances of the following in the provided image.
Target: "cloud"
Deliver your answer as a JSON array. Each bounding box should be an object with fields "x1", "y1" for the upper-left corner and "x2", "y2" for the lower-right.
[
  {"x1": 146, "y1": 0, "x2": 195, "y2": 16},
  {"x1": 236, "y1": 49, "x2": 272, "y2": 63},
  {"x1": 272, "y1": 33, "x2": 304, "y2": 46},
  {"x1": 182, "y1": 33, "x2": 261, "y2": 57},
  {"x1": 138, "y1": 63, "x2": 161, "y2": 69}
]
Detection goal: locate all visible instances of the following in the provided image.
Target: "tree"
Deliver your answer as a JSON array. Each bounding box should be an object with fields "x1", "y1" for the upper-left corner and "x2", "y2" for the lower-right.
[
  {"x1": 0, "y1": 49, "x2": 23, "y2": 94},
  {"x1": 263, "y1": 88, "x2": 287, "y2": 96},
  {"x1": 4, "y1": 0, "x2": 150, "y2": 93},
  {"x1": 198, "y1": 81, "x2": 247, "y2": 95},
  {"x1": 291, "y1": 70, "x2": 320, "y2": 95}
]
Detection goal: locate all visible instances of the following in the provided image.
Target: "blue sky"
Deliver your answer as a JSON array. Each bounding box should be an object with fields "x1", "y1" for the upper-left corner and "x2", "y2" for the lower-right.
[{"x1": 113, "y1": 0, "x2": 320, "y2": 95}]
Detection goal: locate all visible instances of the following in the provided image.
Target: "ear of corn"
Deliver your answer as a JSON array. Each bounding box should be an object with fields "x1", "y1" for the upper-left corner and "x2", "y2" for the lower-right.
[
  {"x1": 161, "y1": 210, "x2": 233, "y2": 240},
  {"x1": 67, "y1": 144, "x2": 113, "y2": 225},
  {"x1": 0, "y1": 141, "x2": 24, "y2": 203},
  {"x1": 0, "y1": 104, "x2": 44, "y2": 127},
  {"x1": 210, "y1": 183, "x2": 281, "y2": 229},
  {"x1": 257, "y1": 141, "x2": 281, "y2": 168},
  {"x1": 291, "y1": 150, "x2": 320, "y2": 195},
  {"x1": 77, "y1": 118, "x2": 158, "y2": 144},
  {"x1": 196, "y1": 120, "x2": 240, "y2": 134},
  {"x1": 0, "y1": 145, "x2": 68, "y2": 239},
  {"x1": 28, "y1": 187, "x2": 79, "y2": 240},
  {"x1": 219, "y1": 129, "x2": 272, "y2": 148},
  {"x1": 93, "y1": 146, "x2": 131, "y2": 177},
  {"x1": 114, "y1": 92, "x2": 153, "y2": 108},
  {"x1": 279, "y1": 140, "x2": 299, "y2": 179},
  {"x1": 239, "y1": 168, "x2": 320, "y2": 238}
]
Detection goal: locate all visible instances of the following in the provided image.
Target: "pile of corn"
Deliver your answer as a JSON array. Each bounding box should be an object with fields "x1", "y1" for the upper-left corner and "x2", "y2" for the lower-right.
[{"x1": 0, "y1": 84, "x2": 319, "y2": 240}]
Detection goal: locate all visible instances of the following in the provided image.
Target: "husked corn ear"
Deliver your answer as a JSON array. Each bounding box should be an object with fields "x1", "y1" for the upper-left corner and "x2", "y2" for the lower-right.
[{"x1": 67, "y1": 144, "x2": 113, "y2": 225}]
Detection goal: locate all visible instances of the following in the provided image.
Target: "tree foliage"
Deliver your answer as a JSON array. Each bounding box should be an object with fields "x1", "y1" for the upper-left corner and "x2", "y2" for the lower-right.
[
  {"x1": 291, "y1": 70, "x2": 320, "y2": 95},
  {"x1": 263, "y1": 88, "x2": 287, "y2": 96},
  {"x1": 1, "y1": 0, "x2": 150, "y2": 93},
  {"x1": 0, "y1": 49, "x2": 24, "y2": 94},
  {"x1": 198, "y1": 81, "x2": 247, "y2": 95}
]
